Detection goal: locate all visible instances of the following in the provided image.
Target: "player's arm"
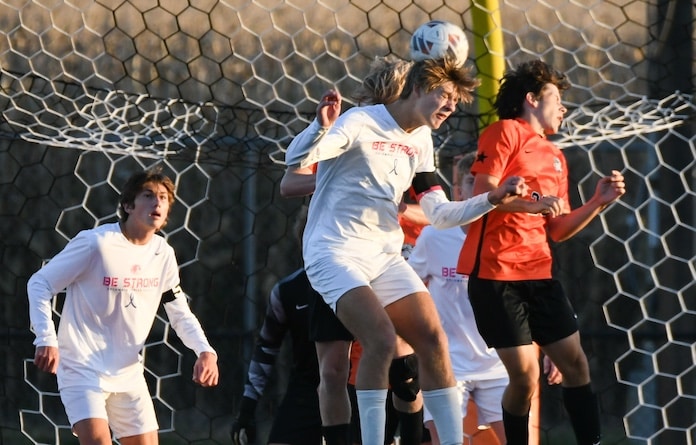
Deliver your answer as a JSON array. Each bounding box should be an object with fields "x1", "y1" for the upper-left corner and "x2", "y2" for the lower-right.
[
  {"x1": 161, "y1": 286, "x2": 218, "y2": 386},
  {"x1": 232, "y1": 283, "x2": 290, "y2": 444},
  {"x1": 280, "y1": 164, "x2": 316, "y2": 197},
  {"x1": 399, "y1": 199, "x2": 430, "y2": 227},
  {"x1": 473, "y1": 172, "x2": 558, "y2": 214},
  {"x1": 413, "y1": 171, "x2": 527, "y2": 229},
  {"x1": 27, "y1": 233, "x2": 94, "y2": 373},
  {"x1": 546, "y1": 170, "x2": 625, "y2": 242},
  {"x1": 27, "y1": 273, "x2": 61, "y2": 374},
  {"x1": 284, "y1": 89, "x2": 343, "y2": 169}
]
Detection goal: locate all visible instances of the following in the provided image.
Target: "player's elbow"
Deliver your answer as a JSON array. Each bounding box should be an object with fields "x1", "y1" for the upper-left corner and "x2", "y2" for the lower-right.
[
  {"x1": 279, "y1": 183, "x2": 309, "y2": 198},
  {"x1": 547, "y1": 226, "x2": 572, "y2": 243},
  {"x1": 279, "y1": 182, "x2": 292, "y2": 198},
  {"x1": 279, "y1": 176, "x2": 302, "y2": 198}
]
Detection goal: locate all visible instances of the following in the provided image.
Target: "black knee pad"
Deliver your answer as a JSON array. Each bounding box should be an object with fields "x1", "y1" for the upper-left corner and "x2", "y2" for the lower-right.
[{"x1": 389, "y1": 353, "x2": 420, "y2": 402}]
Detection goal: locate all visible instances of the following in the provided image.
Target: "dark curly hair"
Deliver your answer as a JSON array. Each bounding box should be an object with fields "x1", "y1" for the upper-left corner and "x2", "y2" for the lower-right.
[{"x1": 494, "y1": 60, "x2": 570, "y2": 119}]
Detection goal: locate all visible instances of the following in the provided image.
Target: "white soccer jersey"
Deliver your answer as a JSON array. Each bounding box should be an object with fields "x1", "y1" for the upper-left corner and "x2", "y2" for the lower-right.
[
  {"x1": 28, "y1": 223, "x2": 215, "y2": 392},
  {"x1": 408, "y1": 226, "x2": 507, "y2": 381},
  {"x1": 289, "y1": 104, "x2": 435, "y2": 261}
]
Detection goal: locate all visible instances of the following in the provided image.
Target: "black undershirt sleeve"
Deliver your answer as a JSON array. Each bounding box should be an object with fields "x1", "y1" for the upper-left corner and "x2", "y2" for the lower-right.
[
  {"x1": 411, "y1": 171, "x2": 440, "y2": 196},
  {"x1": 162, "y1": 284, "x2": 185, "y2": 304}
]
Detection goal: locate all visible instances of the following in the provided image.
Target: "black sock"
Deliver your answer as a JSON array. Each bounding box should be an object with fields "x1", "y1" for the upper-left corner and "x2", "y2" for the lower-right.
[
  {"x1": 322, "y1": 424, "x2": 352, "y2": 445},
  {"x1": 396, "y1": 408, "x2": 423, "y2": 445},
  {"x1": 502, "y1": 406, "x2": 529, "y2": 445},
  {"x1": 563, "y1": 384, "x2": 601, "y2": 445}
]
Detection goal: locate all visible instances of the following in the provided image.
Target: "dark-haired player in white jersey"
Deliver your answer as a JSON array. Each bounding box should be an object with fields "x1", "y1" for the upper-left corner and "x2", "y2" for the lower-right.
[{"x1": 28, "y1": 168, "x2": 218, "y2": 445}]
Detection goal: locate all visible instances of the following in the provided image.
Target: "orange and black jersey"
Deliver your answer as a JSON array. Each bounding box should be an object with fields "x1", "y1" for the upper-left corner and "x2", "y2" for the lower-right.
[{"x1": 458, "y1": 118, "x2": 570, "y2": 281}]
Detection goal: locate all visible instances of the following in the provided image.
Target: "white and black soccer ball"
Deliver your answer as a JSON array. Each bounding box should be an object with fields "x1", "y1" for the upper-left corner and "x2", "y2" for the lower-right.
[{"x1": 409, "y1": 20, "x2": 469, "y2": 67}]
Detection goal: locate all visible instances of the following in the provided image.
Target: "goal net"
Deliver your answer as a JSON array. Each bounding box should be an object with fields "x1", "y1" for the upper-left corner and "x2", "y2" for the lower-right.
[{"x1": 1, "y1": 0, "x2": 694, "y2": 444}]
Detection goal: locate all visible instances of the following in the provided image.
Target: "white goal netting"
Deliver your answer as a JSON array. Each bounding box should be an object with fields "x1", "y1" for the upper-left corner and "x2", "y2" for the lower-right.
[{"x1": 1, "y1": 0, "x2": 694, "y2": 444}]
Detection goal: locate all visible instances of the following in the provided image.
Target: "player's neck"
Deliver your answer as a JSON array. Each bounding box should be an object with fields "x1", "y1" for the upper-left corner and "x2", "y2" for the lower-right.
[
  {"x1": 386, "y1": 100, "x2": 422, "y2": 133},
  {"x1": 120, "y1": 220, "x2": 156, "y2": 245}
]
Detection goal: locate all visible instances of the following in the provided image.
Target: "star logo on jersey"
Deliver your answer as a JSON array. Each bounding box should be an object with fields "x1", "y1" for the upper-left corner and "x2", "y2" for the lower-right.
[{"x1": 476, "y1": 152, "x2": 488, "y2": 163}]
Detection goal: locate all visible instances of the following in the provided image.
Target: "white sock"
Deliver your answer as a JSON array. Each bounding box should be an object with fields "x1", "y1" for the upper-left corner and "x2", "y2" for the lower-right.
[
  {"x1": 356, "y1": 389, "x2": 388, "y2": 445},
  {"x1": 422, "y1": 387, "x2": 463, "y2": 445}
]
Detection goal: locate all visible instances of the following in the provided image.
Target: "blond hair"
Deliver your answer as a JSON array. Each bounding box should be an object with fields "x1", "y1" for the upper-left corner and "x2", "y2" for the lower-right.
[
  {"x1": 352, "y1": 56, "x2": 414, "y2": 105},
  {"x1": 401, "y1": 57, "x2": 480, "y2": 104}
]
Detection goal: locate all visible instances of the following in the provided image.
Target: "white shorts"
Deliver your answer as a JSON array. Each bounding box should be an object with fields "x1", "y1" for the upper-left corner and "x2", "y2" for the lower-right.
[
  {"x1": 60, "y1": 378, "x2": 159, "y2": 439},
  {"x1": 305, "y1": 250, "x2": 428, "y2": 311},
  {"x1": 423, "y1": 377, "x2": 507, "y2": 426}
]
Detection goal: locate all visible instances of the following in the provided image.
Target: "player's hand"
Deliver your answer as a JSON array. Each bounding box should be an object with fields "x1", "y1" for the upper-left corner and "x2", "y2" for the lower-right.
[
  {"x1": 192, "y1": 351, "x2": 219, "y2": 387},
  {"x1": 595, "y1": 170, "x2": 626, "y2": 207},
  {"x1": 231, "y1": 422, "x2": 256, "y2": 445},
  {"x1": 536, "y1": 195, "x2": 565, "y2": 217},
  {"x1": 317, "y1": 89, "x2": 342, "y2": 127},
  {"x1": 34, "y1": 346, "x2": 59, "y2": 374},
  {"x1": 231, "y1": 396, "x2": 257, "y2": 445},
  {"x1": 543, "y1": 355, "x2": 563, "y2": 385},
  {"x1": 488, "y1": 175, "x2": 528, "y2": 205}
]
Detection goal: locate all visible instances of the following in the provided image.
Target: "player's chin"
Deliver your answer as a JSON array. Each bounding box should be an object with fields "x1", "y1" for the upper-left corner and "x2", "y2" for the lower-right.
[
  {"x1": 430, "y1": 116, "x2": 448, "y2": 129},
  {"x1": 152, "y1": 219, "x2": 166, "y2": 230},
  {"x1": 548, "y1": 122, "x2": 562, "y2": 134}
]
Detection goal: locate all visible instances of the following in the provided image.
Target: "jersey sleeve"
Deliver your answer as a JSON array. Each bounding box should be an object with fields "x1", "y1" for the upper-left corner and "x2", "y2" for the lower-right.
[
  {"x1": 297, "y1": 111, "x2": 359, "y2": 168},
  {"x1": 27, "y1": 230, "x2": 95, "y2": 347},
  {"x1": 241, "y1": 282, "x2": 289, "y2": 401},
  {"x1": 414, "y1": 128, "x2": 436, "y2": 174},
  {"x1": 285, "y1": 112, "x2": 350, "y2": 168},
  {"x1": 412, "y1": 172, "x2": 496, "y2": 229},
  {"x1": 473, "y1": 120, "x2": 517, "y2": 178},
  {"x1": 162, "y1": 284, "x2": 217, "y2": 357},
  {"x1": 284, "y1": 119, "x2": 329, "y2": 166}
]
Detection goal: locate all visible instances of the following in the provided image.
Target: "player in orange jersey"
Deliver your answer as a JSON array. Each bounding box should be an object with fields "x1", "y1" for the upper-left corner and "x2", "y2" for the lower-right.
[{"x1": 458, "y1": 60, "x2": 625, "y2": 445}]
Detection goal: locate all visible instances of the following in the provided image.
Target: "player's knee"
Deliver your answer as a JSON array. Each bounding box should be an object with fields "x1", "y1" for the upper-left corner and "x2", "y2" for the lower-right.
[
  {"x1": 507, "y1": 369, "x2": 538, "y2": 395},
  {"x1": 319, "y1": 360, "x2": 350, "y2": 386},
  {"x1": 389, "y1": 353, "x2": 420, "y2": 402},
  {"x1": 415, "y1": 324, "x2": 447, "y2": 355}
]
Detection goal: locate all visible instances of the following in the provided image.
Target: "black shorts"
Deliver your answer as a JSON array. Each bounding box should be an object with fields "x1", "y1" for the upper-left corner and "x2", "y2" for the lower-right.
[
  {"x1": 308, "y1": 290, "x2": 354, "y2": 342},
  {"x1": 268, "y1": 381, "x2": 322, "y2": 444},
  {"x1": 468, "y1": 277, "x2": 579, "y2": 348}
]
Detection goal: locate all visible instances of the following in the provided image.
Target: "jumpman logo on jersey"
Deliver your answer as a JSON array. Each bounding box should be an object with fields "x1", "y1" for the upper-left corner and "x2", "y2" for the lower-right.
[
  {"x1": 389, "y1": 159, "x2": 398, "y2": 175},
  {"x1": 125, "y1": 295, "x2": 137, "y2": 308}
]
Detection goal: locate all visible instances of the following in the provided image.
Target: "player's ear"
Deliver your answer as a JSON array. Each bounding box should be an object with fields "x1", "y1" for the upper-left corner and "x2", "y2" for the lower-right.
[{"x1": 525, "y1": 91, "x2": 538, "y2": 107}]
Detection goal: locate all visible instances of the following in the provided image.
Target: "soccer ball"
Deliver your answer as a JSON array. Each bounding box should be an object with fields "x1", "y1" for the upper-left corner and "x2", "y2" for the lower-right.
[{"x1": 409, "y1": 20, "x2": 469, "y2": 67}]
